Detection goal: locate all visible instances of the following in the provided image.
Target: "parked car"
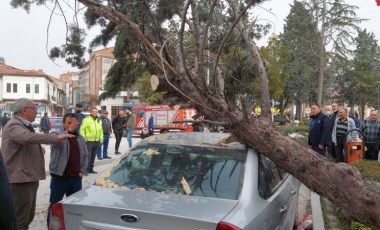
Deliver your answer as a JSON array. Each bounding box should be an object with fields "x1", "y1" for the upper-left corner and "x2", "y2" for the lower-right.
[
  {"x1": 49, "y1": 132, "x2": 300, "y2": 230},
  {"x1": 50, "y1": 117, "x2": 63, "y2": 133},
  {"x1": 32, "y1": 114, "x2": 41, "y2": 128}
]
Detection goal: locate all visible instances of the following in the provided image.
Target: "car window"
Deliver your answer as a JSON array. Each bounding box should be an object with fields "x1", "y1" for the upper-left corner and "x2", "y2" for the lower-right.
[
  {"x1": 278, "y1": 167, "x2": 289, "y2": 179},
  {"x1": 258, "y1": 161, "x2": 270, "y2": 199},
  {"x1": 258, "y1": 155, "x2": 283, "y2": 198},
  {"x1": 96, "y1": 143, "x2": 247, "y2": 200}
]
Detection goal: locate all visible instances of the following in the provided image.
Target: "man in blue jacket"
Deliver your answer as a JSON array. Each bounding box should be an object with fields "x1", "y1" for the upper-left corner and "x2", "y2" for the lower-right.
[{"x1": 308, "y1": 104, "x2": 331, "y2": 155}]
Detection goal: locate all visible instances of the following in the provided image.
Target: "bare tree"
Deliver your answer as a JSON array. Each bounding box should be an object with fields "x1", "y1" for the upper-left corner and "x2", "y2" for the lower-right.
[{"x1": 10, "y1": 0, "x2": 380, "y2": 228}]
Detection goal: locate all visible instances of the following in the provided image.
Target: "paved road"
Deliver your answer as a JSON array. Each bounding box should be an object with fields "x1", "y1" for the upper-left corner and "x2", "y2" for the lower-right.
[{"x1": 0, "y1": 131, "x2": 141, "y2": 230}]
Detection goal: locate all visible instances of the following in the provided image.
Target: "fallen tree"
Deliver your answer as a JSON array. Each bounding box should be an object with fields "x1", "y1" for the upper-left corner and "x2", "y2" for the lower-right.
[{"x1": 11, "y1": 0, "x2": 380, "y2": 228}]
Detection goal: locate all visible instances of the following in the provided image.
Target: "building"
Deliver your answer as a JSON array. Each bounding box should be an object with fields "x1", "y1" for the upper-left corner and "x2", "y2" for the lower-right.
[
  {"x1": 59, "y1": 71, "x2": 79, "y2": 111},
  {"x1": 0, "y1": 63, "x2": 63, "y2": 116},
  {"x1": 78, "y1": 47, "x2": 115, "y2": 105}
]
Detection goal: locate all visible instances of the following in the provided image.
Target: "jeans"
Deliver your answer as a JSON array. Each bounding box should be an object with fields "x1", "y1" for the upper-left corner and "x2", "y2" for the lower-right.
[
  {"x1": 97, "y1": 134, "x2": 110, "y2": 158},
  {"x1": 126, "y1": 129, "x2": 134, "y2": 148},
  {"x1": 47, "y1": 175, "x2": 82, "y2": 227},
  {"x1": 149, "y1": 127, "x2": 154, "y2": 136}
]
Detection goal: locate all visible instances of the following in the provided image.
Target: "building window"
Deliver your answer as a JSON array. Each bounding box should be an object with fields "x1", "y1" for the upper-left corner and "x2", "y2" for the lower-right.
[
  {"x1": 13, "y1": 83, "x2": 17, "y2": 93},
  {"x1": 6, "y1": 83, "x2": 11, "y2": 92},
  {"x1": 26, "y1": 84, "x2": 31, "y2": 93},
  {"x1": 35, "y1": 84, "x2": 39, "y2": 94}
]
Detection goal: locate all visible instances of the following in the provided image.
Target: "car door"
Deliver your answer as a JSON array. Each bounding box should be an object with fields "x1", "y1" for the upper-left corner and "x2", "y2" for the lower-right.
[{"x1": 258, "y1": 155, "x2": 297, "y2": 230}]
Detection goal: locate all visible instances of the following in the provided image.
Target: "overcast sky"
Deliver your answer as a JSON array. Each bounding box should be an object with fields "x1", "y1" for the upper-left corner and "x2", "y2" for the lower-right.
[{"x1": 0, "y1": 0, "x2": 379, "y2": 77}]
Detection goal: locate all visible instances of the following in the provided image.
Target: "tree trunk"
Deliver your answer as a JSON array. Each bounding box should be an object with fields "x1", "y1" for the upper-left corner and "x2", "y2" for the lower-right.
[
  {"x1": 295, "y1": 99, "x2": 303, "y2": 121},
  {"x1": 317, "y1": 0, "x2": 326, "y2": 106},
  {"x1": 71, "y1": 1, "x2": 380, "y2": 228},
  {"x1": 220, "y1": 115, "x2": 380, "y2": 229}
]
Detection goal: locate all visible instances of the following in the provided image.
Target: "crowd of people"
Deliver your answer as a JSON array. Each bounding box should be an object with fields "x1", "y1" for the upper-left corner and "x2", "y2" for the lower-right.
[
  {"x1": 308, "y1": 102, "x2": 380, "y2": 162},
  {"x1": 0, "y1": 98, "x2": 146, "y2": 229}
]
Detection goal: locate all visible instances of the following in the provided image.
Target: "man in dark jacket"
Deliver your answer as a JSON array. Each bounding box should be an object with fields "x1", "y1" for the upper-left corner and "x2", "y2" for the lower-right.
[
  {"x1": 1, "y1": 113, "x2": 10, "y2": 131},
  {"x1": 75, "y1": 103, "x2": 86, "y2": 133},
  {"x1": 98, "y1": 110, "x2": 112, "y2": 159},
  {"x1": 308, "y1": 104, "x2": 331, "y2": 155},
  {"x1": 327, "y1": 102, "x2": 339, "y2": 159},
  {"x1": 40, "y1": 112, "x2": 51, "y2": 134},
  {"x1": 112, "y1": 110, "x2": 126, "y2": 154}
]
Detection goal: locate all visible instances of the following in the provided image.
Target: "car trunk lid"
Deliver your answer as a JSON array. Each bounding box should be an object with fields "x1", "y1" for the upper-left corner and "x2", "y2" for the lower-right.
[{"x1": 62, "y1": 186, "x2": 239, "y2": 230}]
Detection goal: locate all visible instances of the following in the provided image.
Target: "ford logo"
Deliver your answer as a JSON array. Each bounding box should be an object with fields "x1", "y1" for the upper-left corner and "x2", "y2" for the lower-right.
[{"x1": 120, "y1": 214, "x2": 140, "y2": 223}]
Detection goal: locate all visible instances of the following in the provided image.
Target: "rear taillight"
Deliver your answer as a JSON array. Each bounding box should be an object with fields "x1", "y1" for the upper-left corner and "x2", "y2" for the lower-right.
[
  {"x1": 49, "y1": 201, "x2": 65, "y2": 230},
  {"x1": 216, "y1": 221, "x2": 242, "y2": 230}
]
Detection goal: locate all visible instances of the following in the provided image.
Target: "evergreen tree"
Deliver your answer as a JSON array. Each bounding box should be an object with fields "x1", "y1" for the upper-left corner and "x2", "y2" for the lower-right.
[
  {"x1": 350, "y1": 30, "x2": 379, "y2": 115},
  {"x1": 305, "y1": 0, "x2": 363, "y2": 105},
  {"x1": 281, "y1": 0, "x2": 320, "y2": 119}
]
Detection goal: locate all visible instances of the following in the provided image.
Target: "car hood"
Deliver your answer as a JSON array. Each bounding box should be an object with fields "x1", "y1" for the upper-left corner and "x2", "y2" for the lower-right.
[{"x1": 62, "y1": 185, "x2": 239, "y2": 230}]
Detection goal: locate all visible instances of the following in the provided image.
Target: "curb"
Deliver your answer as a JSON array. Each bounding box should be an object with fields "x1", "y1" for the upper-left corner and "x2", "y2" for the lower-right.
[{"x1": 311, "y1": 192, "x2": 325, "y2": 230}]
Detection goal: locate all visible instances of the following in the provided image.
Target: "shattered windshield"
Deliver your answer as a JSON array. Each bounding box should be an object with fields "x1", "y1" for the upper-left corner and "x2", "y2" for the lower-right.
[{"x1": 95, "y1": 142, "x2": 246, "y2": 200}]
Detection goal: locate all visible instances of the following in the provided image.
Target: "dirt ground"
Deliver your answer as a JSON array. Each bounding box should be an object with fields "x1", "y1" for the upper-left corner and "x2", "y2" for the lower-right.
[
  {"x1": 297, "y1": 183, "x2": 312, "y2": 224},
  {"x1": 297, "y1": 184, "x2": 341, "y2": 230}
]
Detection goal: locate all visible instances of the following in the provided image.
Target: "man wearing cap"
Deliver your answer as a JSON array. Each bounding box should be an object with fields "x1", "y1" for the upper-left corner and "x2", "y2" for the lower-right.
[
  {"x1": 97, "y1": 110, "x2": 112, "y2": 160},
  {"x1": 75, "y1": 103, "x2": 86, "y2": 133}
]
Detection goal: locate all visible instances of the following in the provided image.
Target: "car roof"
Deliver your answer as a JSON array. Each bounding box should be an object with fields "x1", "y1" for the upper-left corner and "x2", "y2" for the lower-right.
[{"x1": 141, "y1": 132, "x2": 246, "y2": 150}]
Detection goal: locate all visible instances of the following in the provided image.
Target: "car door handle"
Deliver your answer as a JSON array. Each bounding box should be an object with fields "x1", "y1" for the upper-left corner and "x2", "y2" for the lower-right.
[{"x1": 280, "y1": 206, "x2": 288, "y2": 215}]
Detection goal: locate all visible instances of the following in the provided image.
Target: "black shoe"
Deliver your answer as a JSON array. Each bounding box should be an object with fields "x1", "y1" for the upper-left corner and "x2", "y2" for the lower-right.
[
  {"x1": 115, "y1": 151, "x2": 121, "y2": 155},
  {"x1": 98, "y1": 157, "x2": 103, "y2": 160},
  {"x1": 103, "y1": 156, "x2": 111, "y2": 159},
  {"x1": 88, "y1": 170, "x2": 98, "y2": 174}
]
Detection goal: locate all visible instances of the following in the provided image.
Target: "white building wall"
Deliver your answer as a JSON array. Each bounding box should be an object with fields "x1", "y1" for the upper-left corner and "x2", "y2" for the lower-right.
[
  {"x1": 1, "y1": 75, "x2": 58, "y2": 116},
  {"x1": 2, "y1": 75, "x2": 47, "y2": 99}
]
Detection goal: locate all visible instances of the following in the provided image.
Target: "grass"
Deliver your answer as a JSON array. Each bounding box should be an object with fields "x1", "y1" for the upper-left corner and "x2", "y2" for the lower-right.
[
  {"x1": 340, "y1": 160, "x2": 380, "y2": 230},
  {"x1": 320, "y1": 198, "x2": 330, "y2": 229}
]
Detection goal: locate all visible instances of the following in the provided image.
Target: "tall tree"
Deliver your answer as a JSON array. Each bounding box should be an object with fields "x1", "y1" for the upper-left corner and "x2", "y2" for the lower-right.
[
  {"x1": 351, "y1": 29, "x2": 380, "y2": 116},
  {"x1": 305, "y1": 0, "x2": 363, "y2": 105},
  {"x1": 281, "y1": 1, "x2": 320, "y2": 120},
  {"x1": 9, "y1": 0, "x2": 380, "y2": 228}
]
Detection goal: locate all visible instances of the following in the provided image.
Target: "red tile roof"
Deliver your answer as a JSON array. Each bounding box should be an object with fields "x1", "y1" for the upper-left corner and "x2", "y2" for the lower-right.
[{"x1": 0, "y1": 64, "x2": 48, "y2": 77}]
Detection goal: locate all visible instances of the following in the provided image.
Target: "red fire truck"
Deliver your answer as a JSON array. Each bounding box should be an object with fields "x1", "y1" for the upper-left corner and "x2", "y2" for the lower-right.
[{"x1": 131, "y1": 105, "x2": 196, "y2": 134}]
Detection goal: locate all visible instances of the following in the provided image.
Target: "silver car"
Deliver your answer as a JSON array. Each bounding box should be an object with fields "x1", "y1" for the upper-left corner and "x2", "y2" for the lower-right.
[{"x1": 49, "y1": 133, "x2": 300, "y2": 230}]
